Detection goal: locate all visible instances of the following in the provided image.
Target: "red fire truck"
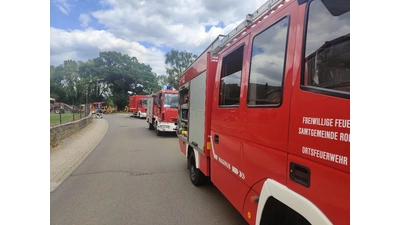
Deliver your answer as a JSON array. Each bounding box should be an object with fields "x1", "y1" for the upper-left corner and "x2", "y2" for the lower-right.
[
  {"x1": 177, "y1": 0, "x2": 349, "y2": 224},
  {"x1": 129, "y1": 95, "x2": 148, "y2": 118},
  {"x1": 146, "y1": 87, "x2": 179, "y2": 136}
]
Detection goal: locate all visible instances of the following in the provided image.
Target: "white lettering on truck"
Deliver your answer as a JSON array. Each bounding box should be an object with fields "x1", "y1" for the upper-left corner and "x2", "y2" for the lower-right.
[
  {"x1": 300, "y1": 117, "x2": 350, "y2": 143},
  {"x1": 302, "y1": 146, "x2": 348, "y2": 166}
]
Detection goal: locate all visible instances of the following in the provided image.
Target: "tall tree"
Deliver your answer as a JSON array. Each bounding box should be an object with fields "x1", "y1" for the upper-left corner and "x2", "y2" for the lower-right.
[
  {"x1": 164, "y1": 49, "x2": 198, "y2": 90},
  {"x1": 93, "y1": 51, "x2": 160, "y2": 110},
  {"x1": 156, "y1": 74, "x2": 169, "y2": 88},
  {"x1": 78, "y1": 59, "x2": 101, "y2": 104},
  {"x1": 50, "y1": 65, "x2": 67, "y2": 102},
  {"x1": 62, "y1": 60, "x2": 80, "y2": 104}
]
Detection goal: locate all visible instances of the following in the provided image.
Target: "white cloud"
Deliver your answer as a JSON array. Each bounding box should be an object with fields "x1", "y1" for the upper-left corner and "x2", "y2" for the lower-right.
[
  {"x1": 79, "y1": 14, "x2": 91, "y2": 28},
  {"x1": 50, "y1": 27, "x2": 166, "y2": 74},
  {"x1": 51, "y1": 0, "x2": 269, "y2": 75},
  {"x1": 90, "y1": 0, "x2": 264, "y2": 49},
  {"x1": 53, "y1": 0, "x2": 71, "y2": 15}
]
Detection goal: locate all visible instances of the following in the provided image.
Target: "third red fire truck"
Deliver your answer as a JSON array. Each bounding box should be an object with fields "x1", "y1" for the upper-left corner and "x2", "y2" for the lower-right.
[
  {"x1": 129, "y1": 95, "x2": 148, "y2": 118},
  {"x1": 177, "y1": 0, "x2": 350, "y2": 224},
  {"x1": 146, "y1": 87, "x2": 179, "y2": 136}
]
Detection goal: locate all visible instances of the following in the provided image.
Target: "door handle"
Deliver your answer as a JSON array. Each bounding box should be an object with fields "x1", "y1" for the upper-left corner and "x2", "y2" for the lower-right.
[
  {"x1": 214, "y1": 134, "x2": 219, "y2": 144},
  {"x1": 289, "y1": 162, "x2": 310, "y2": 188}
]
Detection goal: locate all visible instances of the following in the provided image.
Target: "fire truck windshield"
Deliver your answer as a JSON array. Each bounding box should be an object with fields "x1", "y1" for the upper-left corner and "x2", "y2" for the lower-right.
[{"x1": 164, "y1": 93, "x2": 178, "y2": 108}]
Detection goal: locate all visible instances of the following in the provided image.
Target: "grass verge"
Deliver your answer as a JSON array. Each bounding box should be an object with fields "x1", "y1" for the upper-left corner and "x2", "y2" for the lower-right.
[{"x1": 50, "y1": 113, "x2": 86, "y2": 126}]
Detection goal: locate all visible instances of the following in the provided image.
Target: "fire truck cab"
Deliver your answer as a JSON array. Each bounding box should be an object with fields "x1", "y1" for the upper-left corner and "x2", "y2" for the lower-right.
[
  {"x1": 177, "y1": 0, "x2": 350, "y2": 224},
  {"x1": 129, "y1": 95, "x2": 148, "y2": 118},
  {"x1": 146, "y1": 87, "x2": 179, "y2": 136}
]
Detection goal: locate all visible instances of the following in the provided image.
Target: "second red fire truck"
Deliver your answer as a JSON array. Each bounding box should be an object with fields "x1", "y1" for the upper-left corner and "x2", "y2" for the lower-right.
[
  {"x1": 177, "y1": 0, "x2": 350, "y2": 224},
  {"x1": 146, "y1": 87, "x2": 179, "y2": 136},
  {"x1": 129, "y1": 95, "x2": 148, "y2": 118}
]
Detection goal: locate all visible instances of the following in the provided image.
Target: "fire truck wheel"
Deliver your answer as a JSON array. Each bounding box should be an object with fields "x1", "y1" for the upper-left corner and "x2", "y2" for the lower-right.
[
  {"x1": 155, "y1": 126, "x2": 162, "y2": 136},
  {"x1": 189, "y1": 151, "x2": 206, "y2": 186},
  {"x1": 148, "y1": 122, "x2": 154, "y2": 130}
]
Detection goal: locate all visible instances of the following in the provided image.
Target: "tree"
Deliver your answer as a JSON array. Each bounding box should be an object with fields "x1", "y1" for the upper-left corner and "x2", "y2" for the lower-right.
[
  {"x1": 50, "y1": 51, "x2": 161, "y2": 110},
  {"x1": 78, "y1": 59, "x2": 99, "y2": 104},
  {"x1": 93, "y1": 51, "x2": 160, "y2": 110},
  {"x1": 62, "y1": 60, "x2": 80, "y2": 104},
  {"x1": 51, "y1": 60, "x2": 90, "y2": 106},
  {"x1": 50, "y1": 65, "x2": 67, "y2": 102},
  {"x1": 156, "y1": 74, "x2": 169, "y2": 88},
  {"x1": 164, "y1": 49, "x2": 198, "y2": 90}
]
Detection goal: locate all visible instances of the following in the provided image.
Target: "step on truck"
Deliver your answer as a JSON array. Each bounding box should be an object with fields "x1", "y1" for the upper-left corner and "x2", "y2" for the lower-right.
[
  {"x1": 146, "y1": 87, "x2": 179, "y2": 136},
  {"x1": 176, "y1": 0, "x2": 350, "y2": 224}
]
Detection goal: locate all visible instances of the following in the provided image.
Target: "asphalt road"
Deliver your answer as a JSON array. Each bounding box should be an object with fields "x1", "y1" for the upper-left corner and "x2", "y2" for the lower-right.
[{"x1": 50, "y1": 114, "x2": 247, "y2": 225}]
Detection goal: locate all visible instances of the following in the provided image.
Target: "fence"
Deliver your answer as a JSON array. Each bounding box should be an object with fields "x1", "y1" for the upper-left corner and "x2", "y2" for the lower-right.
[{"x1": 50, "y1": 103, "x2": 91, "y2": 126}]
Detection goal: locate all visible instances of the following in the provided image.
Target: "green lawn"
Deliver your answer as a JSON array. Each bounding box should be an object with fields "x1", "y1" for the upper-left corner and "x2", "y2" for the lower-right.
[{"x1": 50, "y1": 112, "x2": 87, "y2": 126}]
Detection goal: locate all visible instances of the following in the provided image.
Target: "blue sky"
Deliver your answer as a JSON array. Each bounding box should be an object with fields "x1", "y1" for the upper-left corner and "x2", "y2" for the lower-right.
[
  {"x1": 50, "y1": 0, "x2": 108, "y2": 31},
  {"x1": 50, "y1": 0, "x2": 266, "y2": 75}
]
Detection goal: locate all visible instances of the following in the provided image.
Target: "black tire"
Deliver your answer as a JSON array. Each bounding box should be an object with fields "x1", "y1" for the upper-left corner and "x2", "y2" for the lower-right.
[
  {"x1": 148, "y1": 121, "x2": 154, "y2": 130},
  {"x1": 155, "y1": 123, "x2": 162, "y2": 136},
  {"x1": 54, "y1": 107, "x2": 61, "y2": 114},
  {"x1": 189, "y1": 151, "x2": 206, "y2": 186}
]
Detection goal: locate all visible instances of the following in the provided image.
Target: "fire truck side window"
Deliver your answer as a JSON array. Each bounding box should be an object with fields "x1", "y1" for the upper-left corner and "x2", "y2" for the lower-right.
[
  {"x1": 158, "y1": 93, "x2": 162, "y2": 106},
  {"x1": 219, "y1": 45, "x2": 244, "y2": 106},
  {"x1": 303, "y1": 0, "x2": 350, "y2": 97},
  {"x1": 247, "y1": 17, "x2": 289, "y2": 106}
]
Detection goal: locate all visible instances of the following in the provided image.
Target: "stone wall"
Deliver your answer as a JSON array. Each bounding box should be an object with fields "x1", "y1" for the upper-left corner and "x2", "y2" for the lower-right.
[{"x1": 50, "y1": 114, "x2": 93, "y2": 148}]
